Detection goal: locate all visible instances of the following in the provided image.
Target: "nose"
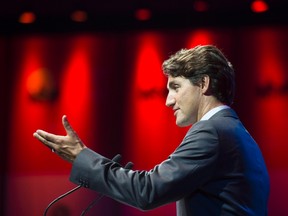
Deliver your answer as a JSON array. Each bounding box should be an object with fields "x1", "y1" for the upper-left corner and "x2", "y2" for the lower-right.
[{"x1": 165, "y1": 92, "x2": 175, "y2": 107}]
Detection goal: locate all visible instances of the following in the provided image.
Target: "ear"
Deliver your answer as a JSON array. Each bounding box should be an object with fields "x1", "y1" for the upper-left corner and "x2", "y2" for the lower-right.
[{"x1": 201, "y1": 75, "x2": 210, "y2": 94}]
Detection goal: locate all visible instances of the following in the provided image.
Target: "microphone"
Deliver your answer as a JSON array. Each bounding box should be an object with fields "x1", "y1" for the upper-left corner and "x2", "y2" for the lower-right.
[
  {"x1": 43, "y1": 154, "x2": 122, "y2": 216},
  {"x1": 43, "y1": 185, "x2": 82, "y2": 216},
  {"x1": 80, "y1": 161, "x2": 134, "y2": 216}
]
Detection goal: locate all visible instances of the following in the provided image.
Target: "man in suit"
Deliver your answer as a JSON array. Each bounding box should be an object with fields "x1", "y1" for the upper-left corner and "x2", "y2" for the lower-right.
[{"x1": 34, "y1": 45, "x2": 270, "y2": 215}]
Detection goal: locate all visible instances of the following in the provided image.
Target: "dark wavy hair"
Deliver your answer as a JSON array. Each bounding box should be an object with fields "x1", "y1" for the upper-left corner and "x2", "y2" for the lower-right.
[{"x1": 162, "y1": 45, "x2": 235, "y2": 106}]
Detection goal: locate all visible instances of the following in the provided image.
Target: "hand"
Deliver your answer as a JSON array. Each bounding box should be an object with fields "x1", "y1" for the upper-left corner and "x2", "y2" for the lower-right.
[{"x1": 33, "y1": 115, "x2": 87, "y2": 163}]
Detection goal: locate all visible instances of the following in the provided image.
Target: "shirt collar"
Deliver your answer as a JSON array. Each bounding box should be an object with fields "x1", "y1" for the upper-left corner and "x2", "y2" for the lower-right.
[{"x1": 200, "y1": 105, "x2": 230, "y2": 121}]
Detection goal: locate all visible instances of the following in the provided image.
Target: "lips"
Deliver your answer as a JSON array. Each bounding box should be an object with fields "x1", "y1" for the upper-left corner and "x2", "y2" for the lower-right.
[{"x1": 174, "y1": 109, "x2": 179, "y2": 116}]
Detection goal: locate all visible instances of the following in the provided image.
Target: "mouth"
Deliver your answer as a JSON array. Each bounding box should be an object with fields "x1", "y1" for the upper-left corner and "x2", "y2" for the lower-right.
[{"x1": 173, "y1": 109, "x2": 179, "y2": 116}]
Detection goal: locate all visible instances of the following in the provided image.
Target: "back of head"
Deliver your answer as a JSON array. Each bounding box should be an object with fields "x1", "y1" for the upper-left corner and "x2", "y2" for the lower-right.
[{"x1": 162, "y1": 45, "x2": 235, "y2": 106}]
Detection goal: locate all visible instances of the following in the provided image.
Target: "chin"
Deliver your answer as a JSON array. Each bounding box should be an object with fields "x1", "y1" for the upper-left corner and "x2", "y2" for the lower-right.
[
  {"x1": 176, "y1": 121, "x2": 192, "y2": 127},
  {"x1": 176, "y1": 118, "x2": 194, "y2": 127}
]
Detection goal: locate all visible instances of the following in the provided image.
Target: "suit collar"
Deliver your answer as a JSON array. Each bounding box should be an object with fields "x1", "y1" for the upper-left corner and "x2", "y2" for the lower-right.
[{"x1": 209, "y1": 107, "x2": 239, "y2": 120}]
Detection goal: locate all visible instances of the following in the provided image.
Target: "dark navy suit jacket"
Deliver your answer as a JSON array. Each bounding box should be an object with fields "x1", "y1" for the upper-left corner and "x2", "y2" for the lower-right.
[{"x1": 70, "y1": 108, "x2": 270, "y2": 215}]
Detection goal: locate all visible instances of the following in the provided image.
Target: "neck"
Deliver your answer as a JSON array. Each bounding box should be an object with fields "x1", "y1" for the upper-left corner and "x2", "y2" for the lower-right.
[{"x1": 197, "y1": 97, "x2": 224, "y2": 122}]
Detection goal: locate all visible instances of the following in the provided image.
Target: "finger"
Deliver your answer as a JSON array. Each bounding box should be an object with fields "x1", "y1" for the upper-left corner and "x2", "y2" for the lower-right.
[
  {"x1": 62, "y1": 115, "x2": 77, "y2": 137},
  {"x1": 34, "y1": 129, "x2": 63, "y2": 143},
  {"x1": 33, "y1": 132, "x2": 58, "y2": 151}
]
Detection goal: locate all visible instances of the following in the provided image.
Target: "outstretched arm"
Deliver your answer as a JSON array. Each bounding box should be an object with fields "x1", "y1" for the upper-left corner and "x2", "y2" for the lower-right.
[{"x1": 33, "y1": 115, "x2": 87, "y2": 163}]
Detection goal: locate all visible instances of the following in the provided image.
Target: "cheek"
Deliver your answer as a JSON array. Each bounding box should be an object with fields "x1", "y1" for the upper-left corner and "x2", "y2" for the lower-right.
[
  {"x1": 180, "y1": 92, "x2": 193, "y2": 104},
  {"x1": 181, "y1": 94, "x2": 197, "y2": 115}
]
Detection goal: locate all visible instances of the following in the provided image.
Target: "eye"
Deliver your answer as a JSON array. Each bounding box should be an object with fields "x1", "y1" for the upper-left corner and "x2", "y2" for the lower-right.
[
  {"x1": 173, "y1": 84, "x2": 180, "y2": 91},
  {"x1": 168, "y1": 81, "x2": 180, "y2": 92}
]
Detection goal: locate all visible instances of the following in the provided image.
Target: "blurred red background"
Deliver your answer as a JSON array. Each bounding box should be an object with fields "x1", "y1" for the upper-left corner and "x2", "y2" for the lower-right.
[{"x1": 1, "y1": 26, "x2": 288, "y2": 215}]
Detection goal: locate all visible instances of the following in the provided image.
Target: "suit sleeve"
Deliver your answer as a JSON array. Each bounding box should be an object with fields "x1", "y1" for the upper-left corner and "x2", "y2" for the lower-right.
[{"x1": 69, "y1": 121, "x2": 219, "y2": 210}]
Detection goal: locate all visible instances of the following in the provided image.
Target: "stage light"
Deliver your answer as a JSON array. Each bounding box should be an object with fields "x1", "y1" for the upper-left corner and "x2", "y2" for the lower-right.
[
  {"x1": 251, "y1": 0, "x2": 269, "y2": 13},
  {"x1": 18, "y1": 11, "x2": 36, "y2": 24},
  {"x1": 71, "y1": 10, "x2": 88, "y2": 22},
  {"x1": 26, "y1": 68, "x2": 57, "y2": 101},
  {"x1": 135, "y1": 8, "x2": 152, "y2": 21},
  {"x1": 193, "y1": 0, "x2": 209, "y2": 12}
]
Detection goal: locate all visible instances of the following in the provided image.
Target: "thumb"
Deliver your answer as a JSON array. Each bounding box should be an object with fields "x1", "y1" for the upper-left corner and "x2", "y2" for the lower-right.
[{"x1": 62, "y1": 115, "x2": 77, "y2": 137}]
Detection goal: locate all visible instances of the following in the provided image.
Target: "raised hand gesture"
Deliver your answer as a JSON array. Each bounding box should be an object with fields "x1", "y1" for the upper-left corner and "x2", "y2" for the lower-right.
[{"x1": 33, "y1": 115, "x2": 86, "y2": 163}]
